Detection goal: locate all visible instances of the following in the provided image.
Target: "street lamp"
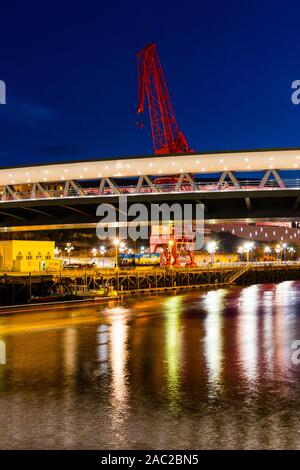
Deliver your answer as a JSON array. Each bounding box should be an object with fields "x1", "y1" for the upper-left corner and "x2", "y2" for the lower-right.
[
  {"x1": 65, "y1": 242, "x2": 74, "y2": 265},
  {"x1": 207, "y1": 241, "x2": 217, "y2": 264},
  {"x1": 99, "y1": 245, "x2": 106, "y2": 267},
  {"x1": 282, "y1": 243, "x2": 287, "y2": 263},
  {"x1": 275, "y1": 244, "x2": 282, "y2": 261},
  {"x1": 54, "y1": 247, "x2": 61, "y2": 258},
  {"x1": 244, "y1": 241, "x2": 254, "y2": 263},
  {"x1": 288, "y1": 246, "x2": 296, "y2": 261},
  {"x1": 264, "y1": 246, "x2": 271, "y2": 261},
  {"x1": 91, "y1": 248, "x2": 98, "y2": 264},
  {"x1": 120, "y1": 241, "x2": 126, "y2": 253},
  {"x1": 250, "y1": 242, "x2": 255, "y2": 262},
  {"x1": 292, "y1": 247, "x2": 296, "y2": 260},
  {"x1": 113, "y1": 238, "x2": 120, "y2": 268}
]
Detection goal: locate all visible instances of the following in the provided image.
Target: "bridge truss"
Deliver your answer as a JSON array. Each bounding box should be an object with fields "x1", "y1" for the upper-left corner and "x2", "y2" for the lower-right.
[{"x1": 0, "y1": 168, "x2": 294, "y2": 203}]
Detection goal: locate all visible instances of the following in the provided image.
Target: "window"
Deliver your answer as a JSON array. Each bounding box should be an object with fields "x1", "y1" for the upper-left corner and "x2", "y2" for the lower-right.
[
  {"x1": 45, "y1": 251, "x2": 51, "y2": 260},
  {"x1": 16, "y1": 251, "x2": 23, "y2": 260},
  {"x1": 26, "y1": 251, "x2": 32, "y2": 260},
  {"x1": 36, "y1": 251, "x2": 42, "y2": 260}
]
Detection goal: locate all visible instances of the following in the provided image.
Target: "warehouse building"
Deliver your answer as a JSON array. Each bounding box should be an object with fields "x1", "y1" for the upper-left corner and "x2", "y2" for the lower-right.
[{"x1": 0, "y1": 240, "x2": 60, "y2": 272}]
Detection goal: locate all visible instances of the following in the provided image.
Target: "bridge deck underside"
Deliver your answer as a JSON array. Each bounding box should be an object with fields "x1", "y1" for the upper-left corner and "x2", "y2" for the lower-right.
[{"x1": 0, "y1": 189, "x2": 299, "y2": 228}]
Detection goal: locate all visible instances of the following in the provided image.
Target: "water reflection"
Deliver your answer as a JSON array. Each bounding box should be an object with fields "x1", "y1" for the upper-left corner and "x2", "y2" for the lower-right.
[
  {"x1": 203, "y1": 290, "x2": 225, "y2": 396},
  {"x1": 97, "y1": 323, "x2": 109, "y2": 375},
  {"x1": 0, "y1": 282, "x2": 300, "y2": 449},
  {"x1": 109, "y1": 309, "x2": 129, "y2": 445},
  {"x1": 238, "y1": 285, "x2": 259, "y2": 382},
  {"x1": 274, "y1": 282, "x2": 298, "y2": 371},
  {"x1": 164, "y1": 296, "x2": 182, "y2": 410},
  {"x1": 63, "y1": 328, "x2": 77, "y2": 378},
  {"x1": 262, "y1": 287, "x2": 275, "y2": 376}
]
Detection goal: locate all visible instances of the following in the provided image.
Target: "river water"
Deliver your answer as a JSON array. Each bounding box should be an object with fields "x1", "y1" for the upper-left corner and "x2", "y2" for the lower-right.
[{"x1": 0, "y1": 281, "x2": 300, "y2": 449}]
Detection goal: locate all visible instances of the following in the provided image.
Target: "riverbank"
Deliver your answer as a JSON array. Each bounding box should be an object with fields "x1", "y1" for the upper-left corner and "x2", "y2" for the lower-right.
[{"x1": 1, "y1": 262, "x2": 300, "y2": 307}]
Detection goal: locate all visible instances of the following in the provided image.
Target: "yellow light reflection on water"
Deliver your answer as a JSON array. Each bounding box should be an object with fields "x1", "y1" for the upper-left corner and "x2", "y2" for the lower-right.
[
  {"x1": 109, "y1": 308, "x2": 129, "y2": 445},
  {"x1": 164, "y1": 296, "x2": 182, "y2": 410},
  {"x1": 108, "y1": 307, "x2": 128, "y2": 447},
  {"x1": 110, "y1": 311, "x2": 129, "y2": 407},
  {"x1": 63, "y1": 327, "x2": 77, "y2": 378}
]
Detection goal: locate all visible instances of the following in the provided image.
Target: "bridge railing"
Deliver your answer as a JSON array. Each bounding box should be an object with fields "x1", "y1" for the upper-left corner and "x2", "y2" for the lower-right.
[{"x1": 1, "y1": 178, "x2": 300, "y2": 202}]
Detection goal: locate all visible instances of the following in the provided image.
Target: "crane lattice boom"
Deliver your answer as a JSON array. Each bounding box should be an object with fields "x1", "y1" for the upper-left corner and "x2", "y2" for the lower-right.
[{"x1": 137, "y1": 43, "x2": 191, "y2": 155}]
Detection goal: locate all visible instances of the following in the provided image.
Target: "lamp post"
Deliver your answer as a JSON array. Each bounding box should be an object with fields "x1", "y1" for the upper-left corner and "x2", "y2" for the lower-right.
[
  {"x1": 114, "y1": 239, "x2": 120, "y2": 268},
  {"x1": 244, "y1": 242, "x2": 250, "y2": 263},
  {"x1": 275, "y1": 245, "x2": 282, "y2": 262},
  {"x1": 91, "y1": 248, "x2": 98, "y2": 264},
  {"x1": 65, "y1": 242, "x2": 74, "y2": 265},
  {"x1": 244, "y1": 243, "x2": 249, "y2": 263},
  {"x1": 244, "y1": 241, "x2": 254, "y2": 263},
  {"x1": 282, "y1": 243, "x2": 287, "y2": 263},
  {"x1": 264, "y1": 246, "x2": 271, "y2": 261},
  {"x1": 287, "y1": 246, "x2": 295, "y2": 261},
  {"x1": 120, "y1": 241, "x2": 126, "y2": 253},
  {"x1": 207, "y1": 241, "x2": 217, "y2": 264},
  {"x1": 100, "y1": 245, "x2": 106, "y2": 267},
  {"x1": 249, "y1": 242, "x2": 254, "y2": 262}
]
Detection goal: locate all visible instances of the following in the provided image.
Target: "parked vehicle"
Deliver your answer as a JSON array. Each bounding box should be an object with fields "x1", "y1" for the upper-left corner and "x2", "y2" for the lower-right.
[{"x1": 118, "y1": 253, "x2": 160, "y2": 267}]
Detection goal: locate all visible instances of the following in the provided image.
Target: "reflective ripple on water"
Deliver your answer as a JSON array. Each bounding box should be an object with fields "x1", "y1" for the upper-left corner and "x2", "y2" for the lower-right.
[{"x1": 0, "y1": 281, "x2": 300, "y2": 449}]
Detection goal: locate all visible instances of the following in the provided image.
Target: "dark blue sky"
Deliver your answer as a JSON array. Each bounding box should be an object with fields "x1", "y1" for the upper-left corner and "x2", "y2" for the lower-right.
[{"x1": 1, "y1": 0, "x2": 300, "y2": 166}]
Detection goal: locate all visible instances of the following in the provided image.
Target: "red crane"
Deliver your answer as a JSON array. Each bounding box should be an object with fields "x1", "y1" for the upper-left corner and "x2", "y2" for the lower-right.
[
  {"x1": 137, "y1": 43, "x2": 191, "y2": 155},
  {"x1": 137, "y1": 44, "x2": 196, "y2": 267}
]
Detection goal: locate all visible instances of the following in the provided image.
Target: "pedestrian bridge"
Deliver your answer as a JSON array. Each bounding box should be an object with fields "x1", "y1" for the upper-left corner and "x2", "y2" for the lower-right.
[{"x1": 1, "y1": 148, "x2": 300, "y2": 227}]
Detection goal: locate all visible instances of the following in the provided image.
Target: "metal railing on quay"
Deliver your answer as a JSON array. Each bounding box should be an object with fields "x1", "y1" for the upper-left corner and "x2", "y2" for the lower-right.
[{"x1": 1, "y1": 260, "x2": 300, "y2": 278}]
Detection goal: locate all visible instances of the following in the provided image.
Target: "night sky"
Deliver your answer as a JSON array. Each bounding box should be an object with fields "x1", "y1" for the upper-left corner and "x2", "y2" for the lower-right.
[{"x1": 1, "y1": 0, "x2": 300, "y2": 167}]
